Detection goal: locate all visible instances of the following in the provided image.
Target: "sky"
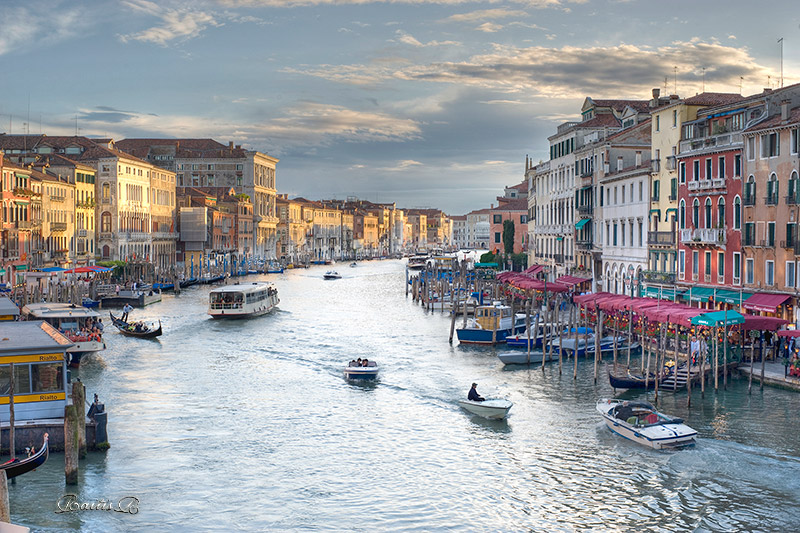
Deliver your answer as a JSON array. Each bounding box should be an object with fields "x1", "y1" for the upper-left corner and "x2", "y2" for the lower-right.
[{"x1": 1, "y1": 0, "x2": 799, "y2": 215}]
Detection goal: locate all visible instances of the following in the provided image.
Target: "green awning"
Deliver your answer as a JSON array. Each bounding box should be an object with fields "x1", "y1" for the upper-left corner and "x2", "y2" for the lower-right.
[
  {"x1": 681, "y1": 286, "x2": 715, "y2": 302},
  {"x1": 714, "y1": 289, "x2": 753, "y2": 305},
  {"x1": 475, "y1": 263, "x2": 498, "y2": 268},
  {"x1": 0, "y1": 269, "x2": 5, "y2": 275},
  {"x1": 575, "y1": 218, "x2": 590, "y2": 230},
  {"x1": 649, "y1": 209, "x2": 660, "y2": 215},
  {"x1": 691, "y1": 310, "x2": 745, "y2": 327},
  {"x1": 645, "y1": 286, "x2": 685, "y2": 300},
  {"x1": 665, "y1": 208, "x2": 677, "y2": 216},
  {"x1": 14, "y1": 265, "x2": 27, "y2": 271}
]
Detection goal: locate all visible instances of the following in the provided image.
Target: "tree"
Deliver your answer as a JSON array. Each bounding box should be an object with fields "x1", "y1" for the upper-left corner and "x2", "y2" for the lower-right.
[{"x1": 502, "y1": 219, "x2": 515, "y2": 255}]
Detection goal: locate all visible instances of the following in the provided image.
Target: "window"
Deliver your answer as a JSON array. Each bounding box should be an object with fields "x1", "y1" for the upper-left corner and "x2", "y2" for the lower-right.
[
  {"x1": 31, "y1": 363, "x2": 62, "y2": 393},
  {"x1": 792, "y1": 129, "x2": 799, "y2": 155},
  {"x1": 733, "y1": 252, "x2": 741, "y2": 284},
  {"x1": 692, "y1": 251, "x2": 699, "y2": 279},
  {"x1": 680, "y1": 161, "x2": 686, "y2": 184},
  {"x1": 679, "y1": 200, "x2": 686, "y2": 229},
  {"x1": 670, "y1": 177, "x2": 677, "y2": 200},
  {"x1": 744, "y1": 222, "x2": 755, "y2": 245},
  {"x1": 761, "y1": 132, "x2": 780, "y2": 158},
  {"x1": 0, "y1": 365, "x2": 31, "y2": 395},
  {"x1": 638, "y1": 221, "x2": 643, "y2": 247},
  {"x1": 520, "y1": 215, "x2": 527, "y2": 224},
  {"x1": 692, "y1": 199, "x2": 700, "y2": 228},
  {"x1": 693, "y1": 160, "x2": 700, "y2": 181},
  {"x1": 622, "y1": 186, "x2": 625, "y2": 203},
  {"x1": 734, "y1": 196, "x2": 741, "y2": 229},
  {"x1": 705, "y1": 158, "x2": 712, "y2": 179},
  {"x1": 639, "y1": 181, "x2": 643, "y2": 202},
  {"x1": 718, "y1": 251, "x2": 725, "y2": 279},
  {"x1": 613, "y1": 223, "x2": 618, "y2": 246},
  {"x1": 766, "y1": 260, "x2": 775, "y2": 286},
  {"x1": 768, "y1": 221, "x2": 775, "y2": 246},
  {"x1": 704, "y1": 198, "x2": 712, "y2": 228},
  {"x1": 745, "y1": 176, "x2": 756, "y2": 205},
  {"x1": 600, "y1": 186, "x2": 604, "y2": 207},
  {"x1": 746, "y1": 258, "x2": 754, "y2": 284},
  {"x1": 101, "y1": 212, "x2": 111, "y2": 233},
  {"x1": 705, "y1": 251, "x2": 712, "y2": 276},
  {"x1": 766, "y1": 174, "x2": 779, "y2": 204},
  {"x1": 788, "y1": 223, "x2": 796, "y2": 248},
  {"x1": 493, "y1": 214, "x2": 502, "y2": 223},
  {"x1": 747, "y1": 136, "x2": 756, "y2": 160},
  {"x1": 734, "y1": 154, "x2": 741, "y2": 177},
  {"x1": 102, "y1": 183, "x2": 110, "y2": 199},
  {"x1": 656, "y1": 115, "x2": 660, "y2": 131},
  {"x1": 672, "y1": 109, "x2": 678, "y2": 127},
  {"x1": 718, "y1": 156, "x2": 725, "y2": 179},
  {"x1": 787, "y1": 261, "x2": 796, "y2": 288},
  {"x1": 494, "y1": 232, "x2": 501, "y2": 243},
  {"x1": 652, "y1": 180, "x2": 660, "y2": 201},
  {"x1": 718, "y1": 197, "x2": 725, "y2": 228},
  {"x1": 679, "y1": 250, "x2": 686, "y2": 279},
  {"x1": 622, "y1": 223, "x2": 625, "y2": 246}
]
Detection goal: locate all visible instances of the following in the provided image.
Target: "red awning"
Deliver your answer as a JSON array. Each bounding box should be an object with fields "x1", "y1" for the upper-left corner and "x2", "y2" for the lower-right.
[
  {"x1": 776, "y1": 329, "x2": 800, "y2": 337},
  {"x1": 741, "y1": 315, "x2": 790, "y2": 331},
  {"x1": 555, "y1": 275, "x2": 592, "y2": 287},
  {"x1": 742, "y1": 293, "x2": 791, "y2": 313},
  {"x1": 524, "y1": 265, "x2": 544, "y2": 276}
]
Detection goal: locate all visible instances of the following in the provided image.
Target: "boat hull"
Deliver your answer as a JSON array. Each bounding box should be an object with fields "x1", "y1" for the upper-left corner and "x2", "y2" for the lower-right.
[
  {"x1": 344, "y1": 367, "x2": 379, "y2": 380},
  {"x1": 596, "y1": 399, "x2": 696, "y2": 450},
  {"x1": 456, "y1": 323, "x2": 526, "y2": 344},
  {"x1": 497, "y1": 351, "x2": 548, "y2": 365},
  {"x1": 458, "y1": 399, "x2": 512, "y2": 420},
  {"x1": 209, "y1": 304, "x2": 277, "y2": 319}
]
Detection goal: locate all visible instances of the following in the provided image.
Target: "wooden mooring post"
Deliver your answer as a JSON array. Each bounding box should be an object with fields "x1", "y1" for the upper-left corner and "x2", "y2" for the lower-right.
[
  {"x1": 0, "y1": 471, "x2": 8, "y2": 523},
  {"x1": 72, "y1": 382, "x2": 87, "y2": 458},
  {"x1": 64, "y1": 404, "x2": 80, "y2": 485}
]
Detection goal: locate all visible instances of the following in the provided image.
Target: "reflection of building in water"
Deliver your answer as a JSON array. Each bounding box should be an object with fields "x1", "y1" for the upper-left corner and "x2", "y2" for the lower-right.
[{"x1": 0, "y1": 321, "x2": 72, "y2": 421}]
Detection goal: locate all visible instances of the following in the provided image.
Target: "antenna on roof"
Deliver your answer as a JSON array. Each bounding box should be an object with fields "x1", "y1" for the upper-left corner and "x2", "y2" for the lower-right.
[
  {"x1": 673, "y1": 66, "x2": 678, "y2": 94},
  {"x1": 702, "y1": 67, "x2": 706, "y2": 92},
  {"x1": 739, "y1": 76, "x2": 743, "y2": 95},
  {"x1": 779, "y1": 37, "x2": 784, "y2": 88}
]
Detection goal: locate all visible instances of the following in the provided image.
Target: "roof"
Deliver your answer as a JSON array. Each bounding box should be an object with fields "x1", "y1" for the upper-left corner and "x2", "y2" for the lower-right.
[
  {"x1": 492, "y1": 198, "x2": 528, "y2": 211},
  {"x1": 450, "y1": 215, "x2": 467, "y2": 221},
  {"x1": 589, "y1": 99, "x2": 651, "y2": 113},
  {"x1": 115, "y1": 138, "x2": 248, "y2": 159},
  {"x1": 744, "y1": 107, "x2": 800, "y2": 133},
  {"x1": 0, "y1": 321, "x2": 72, "y2": 355},
  {"x1": 508, "y1": 181, "x2": 527, "y2": 191},
  {"x1": 467, "y1": 208, "x2": 492, "y2": 215},
  {"x1": 0, "y1": 297, "x2": 19, "y2": 317},
  {"x1": 683, "y1": 92, "x2": 745, "y2": 107}
]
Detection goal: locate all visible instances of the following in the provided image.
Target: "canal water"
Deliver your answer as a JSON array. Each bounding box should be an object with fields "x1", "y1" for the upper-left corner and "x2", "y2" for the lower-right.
[{"x1": 9, "y1": 260, "x2": 800, "y2": 531}]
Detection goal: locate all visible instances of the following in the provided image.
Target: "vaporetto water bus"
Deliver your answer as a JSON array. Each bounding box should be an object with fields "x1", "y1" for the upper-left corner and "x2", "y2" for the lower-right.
[{"x1": 208, "y1": 282, "x2": 279, "y2": 318}]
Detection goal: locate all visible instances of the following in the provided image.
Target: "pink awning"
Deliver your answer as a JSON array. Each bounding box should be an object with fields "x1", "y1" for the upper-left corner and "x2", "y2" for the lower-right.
[
  {"x1": 741, "y1": 315, "x2": 790, "y2": 331},
  {"x1": 524, "y1": 265, "x2": 544, "y2": 276},
  {"x1": 776, "y1": 329, "x2": 800, "y2": 337},
  {"x1": 555, "y1": 275, "x2": 592, "y2": 287},
  {"x1": 742, "y1": 293, "x2": 792, "y2": 313}
]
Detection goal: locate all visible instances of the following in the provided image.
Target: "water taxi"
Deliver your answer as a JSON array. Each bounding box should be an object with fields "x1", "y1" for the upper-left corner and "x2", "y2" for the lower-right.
[
  {"x1": 455, "y1": 302, "x2": 526, "y2": 344},
  {"x1": 208, "y1": 282, "x2": 279, "y2": 318},
  {"x1": 596, "y1": 398, "x2": 697, "y2": 449},
  {"x1": 21, "y1": 303, "x2": 106, "y2": 367}
]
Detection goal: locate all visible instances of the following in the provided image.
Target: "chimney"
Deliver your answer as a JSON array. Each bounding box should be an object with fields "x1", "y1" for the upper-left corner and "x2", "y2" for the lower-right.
[
  {"x1": 229, "y1": 141, "x2": 234, "y2": 150},
  {"x1": 781, "y1": 100, "x2": 790, "y2": 121},
  {"x1": 650, "y1": 88, "x2": 660, "y2": 108}
]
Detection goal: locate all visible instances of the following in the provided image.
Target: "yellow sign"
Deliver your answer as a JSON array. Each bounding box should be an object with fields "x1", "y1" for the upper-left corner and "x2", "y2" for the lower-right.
[
  {"x1": 0, "y1": 392, "x2": 66, "y2": 404},
  {"x1": 0, "y1": 353, "x2": 65, "y2": 364}
]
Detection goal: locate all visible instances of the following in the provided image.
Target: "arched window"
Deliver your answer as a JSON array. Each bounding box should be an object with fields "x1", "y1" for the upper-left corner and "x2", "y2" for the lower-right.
[
  {"x1": 746, "y1": 175, "x2": 756, "y2": 205},
  {"x1": 679, "y1": 200, "x2": 686, "y2": 229},
  {"x1": 101, "y1": 211, "x2": 112, "y2": 233},
  {"x1": 767, "y1": 172, "x2": 778, "y2": 204},
  {"x1": 717, "y1": 197, "x2": 726, "y2": 228},
  {"x1": 704, "y1": 197, "x2": 712, "y2": 228},
  {"x1": 734, "y1": 196, "x2": 741, "y2": 229},
  {"x1": 692, "y1": 198, "x2": 700, "y2": 228},
  {"x1": 790, "y1": 170, "x2": 799, "y2": 203},
  {"x1": 102, "y1": 245, "x2": 110, "y2": 259}
]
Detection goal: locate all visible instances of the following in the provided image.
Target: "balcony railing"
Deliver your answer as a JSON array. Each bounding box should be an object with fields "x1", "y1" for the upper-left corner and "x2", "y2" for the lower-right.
[
  {"x1": 679, "y1": 131, "x2": 742, "y2": 155},
  {"x1": 51, "y1": 222, "x2": 67, "y2": 232},
  {"x1": 764, "y1": 194, "x2": 779, "y2": 206},
  {"x1": 78, "y1": 229, "x2": 88, "y2": 237},
  {"x1": 50, "y1": 195, "x2": 65, "y2": 202},
  {"x1": 786, "y1": 194, "x2": 798, "y2": 205},
  {"x1": 651, "y1": 160, "x2": 660, "y2": 173},
  {"x1": 643, "y1": 270, "x2": 676, "y2": 284},
  {"x1": 679, "y1": 228, "x2": 726, "y2": 246},
  {"x1": 648, "y1": 231, "x2": 676, "y2": 246},
  {"x1": 665, "y1": 156, "x2": 677, "y2": 171},
  {"x1": 687, "y1": 179, "x2": 725, "y2": 192},
  {"x1": 575, "y1": 238, "x2": 593, "y2": 251},
  {"x1": 15, "y1": 220, "x2": 32, "y2": 229},
  {"x1": 152, "y1": 231, "x2": 180, "y2": 240},
  {"x1": 577, "y1": 205, "x2": 593, "y2": 216},
  {"x1": 743, "y1": 194, "x2": 756, "y2": 206}
]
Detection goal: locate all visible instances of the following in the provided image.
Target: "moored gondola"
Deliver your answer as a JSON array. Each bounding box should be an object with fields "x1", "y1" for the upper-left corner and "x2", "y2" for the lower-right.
[
  {"x1": 1, "y1": 433, "x2": 49, "y2": 479},
  {"x1": 109, "y1": 312, "x2": 163, "y2": 338}
]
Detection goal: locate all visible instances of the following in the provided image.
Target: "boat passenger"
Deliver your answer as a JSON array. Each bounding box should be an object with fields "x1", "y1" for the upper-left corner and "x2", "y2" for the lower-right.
[
  {"x1": 349, "y1": 359, "x2": 357, "y2": 367},
  {"x1": 356, "y1": 358, "x2": 362, "y2": 366},
  {"x1": 362, "y1": 358, "x2": 370, "y2": 367},
  {"x1": 97, "y1": 319, "x2": 104, "y2": 332},
  {"x1": 615, "y1": 402, "x2": 634, "y2": 421},
  {"x1": 468, "y1": 383, "x2": 485, "y2": 402}
]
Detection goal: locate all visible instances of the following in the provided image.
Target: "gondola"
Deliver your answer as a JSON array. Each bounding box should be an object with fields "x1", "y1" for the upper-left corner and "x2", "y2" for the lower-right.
[
  {"x1": 1, "y1": 433, "x2": 49, "y2": 479},
  {"x1": 109, "y1": 312, "x2": 163, "y2": 338},
  {"x1": 179, "y1": 278, "x2": 199, "y2": 289}
]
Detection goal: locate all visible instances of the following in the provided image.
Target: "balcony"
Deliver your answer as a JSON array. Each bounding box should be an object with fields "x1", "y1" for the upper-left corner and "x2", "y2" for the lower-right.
[
  {"x1": 665, "y1": 156, "x2": 677, "y2": 171},
  {"x1": 679, "y1": 131, "x2": 742, "y2": 155},
  {"x1": 679, "y1": 228, "x2": 726, "y2": 246},
  {"x1": 687, "y1": 179, "x2": 724, "y2": 192},
  {"x1": 51, "y1": 222, "x2": 67, "y2": 232},
  {"x1": 15, "y1": 220, "x2": 32, "y2": 230},
  {"x1": 643, "y1": 270, "x2": 676, "y2": 284},
  {"x1": 152, "y1": 231, "x2": 180, "y2": 240},
  {"x1": 577, "y1": 205, "x2": 593, "y2": 216},
  {"x1": 119, "y1": 232, "x2": 149, "y2": 242},
  {"x1": 651, "y1": 160, "x2": 660, "y2": 173},
  {"x1": 743, "y1": 194, "x2": 756, "y2": 206},
  {"x1": 764, "y1": 194, "x2": 779, "y2": 206},
  {"x1": 575, "y1": 237, "x2": 593, "y2": 251},
  {"x1": 786, "y1": 195, "x2": 798, "y2": 205},
  {"x1": 50, "y1": 195, "x2": 65, "y2": 202},
  {"x1": 648, "y1": 231, "x2": 676, "y2": 246},
  {"x1": 78, "y1": 229, "x2": 88, "y2": 237},
  {"x1": 99, "y1": 232, "x2": 113, "y2": 241}
]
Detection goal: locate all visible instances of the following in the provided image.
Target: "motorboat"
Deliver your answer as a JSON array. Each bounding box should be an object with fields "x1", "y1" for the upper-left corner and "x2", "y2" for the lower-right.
[
  {"x1": 21, "y1": 303, "x2": 106, "y2": 367},
  {"x1": 497, "y1": 350, "x2": 550, "y2": 366},
  {"x1": 549, "y1": 334, "x2": 640, "y2": 358},
  {"x1": 455, "y1": 302, "x2": 526, "y2": 345},
  {"x1": 458, "y1": 399, "x2": 513, "y2": 420},
  {"x1": 208, "y1": 282, "x2": 279, "y2": 318},
  {"x1": 266, "y1": 261, "x2": 284, "y2": 274},
  {"x1": 596, "y1": 398, "x2": 697, "y2": 450},
  {"x1": 324, "y1": 271, "x2": 342, "y2": 280},
  {"x1": 505, "y1": 321, "x2": 561, "y2": 349},
  {"x1": 344, "y1": 361, "x2": 378, "y2": 380},
  {"x1": 349, "y1": 262, "x2": 358, "y2": 268},
  {"x1": 406, "y1": 254, "x2": 428, "y2": 270}
]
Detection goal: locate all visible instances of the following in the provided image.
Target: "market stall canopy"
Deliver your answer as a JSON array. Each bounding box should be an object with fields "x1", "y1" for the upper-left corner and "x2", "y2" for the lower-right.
[
  {"x1": 713, "y1": 289, "x2": 753, "y2": 305},
  {"x1": 39, "y1": 267, "x2": 66, "y2": 272},
  {"x1": 555, "y1": 275, "x2": 592, "y2": 287},
  {"x1": 741, "y1": 315, "x2": 790, "y2": 331},
  {"x1": 691, "y1": 310, "x2": 745, "y2": 327},
  {"x1": 573, "y1": 292, "x2": 614, "y2": 305},
  {"x1": 643, "y1": 286, "x2": 685, "y2": 301},
  {"x1": 776, "y1": 329, "x2": 800, "y2": 338},
  {"x1": 523, "y1": 265, "x2": 544, "y2": 276},
  {"x1": 742, "y1": 293, "x2": 791, "y2": 313},
  {"x1": 681, "y1": 286, "x2": 715, "y2": 303}
]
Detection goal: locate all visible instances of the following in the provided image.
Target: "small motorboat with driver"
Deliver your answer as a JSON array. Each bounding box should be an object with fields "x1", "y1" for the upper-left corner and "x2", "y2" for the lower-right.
[
  {"x1": 344, "y1": 359, "x2": 378, "y2": 380},
  {"x1": 458, "y1": 399, "x2": 513, "y2": 420},
  {"x1": 596, "y1": 398, "x2": 696, "y2": 449}
]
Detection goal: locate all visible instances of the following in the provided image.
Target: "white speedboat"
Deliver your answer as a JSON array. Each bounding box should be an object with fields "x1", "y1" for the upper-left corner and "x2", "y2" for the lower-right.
[
  {"x1": 324, "y1": 271, "x2": 342, "y2": 280},
  {"x1": 596, "y1": 398, "x2": 697, "y2": 450},
  {"x1": 344, "y1": 361, "x2": 378, "y2": 380},
  {"x1": 458, "y1": 399, "x2": 512, "y2": 420},
  {"x1": 497, "y1": 350, "x2": 549, "y2": 366}
]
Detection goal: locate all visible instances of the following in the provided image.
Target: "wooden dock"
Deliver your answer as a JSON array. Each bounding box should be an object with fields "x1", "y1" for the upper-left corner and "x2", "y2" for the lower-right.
[
  {"x1": 736, "y1": 362, "x2": 800, "y2": 392},
  {"x1": 101, "y1": 290, "x2": 162, "y2": 308}
]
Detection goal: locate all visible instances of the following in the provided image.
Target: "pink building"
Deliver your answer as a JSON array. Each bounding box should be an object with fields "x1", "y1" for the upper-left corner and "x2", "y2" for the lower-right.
[{"x1": 489, "y1": 198, "x2": 528, "y2": 254}]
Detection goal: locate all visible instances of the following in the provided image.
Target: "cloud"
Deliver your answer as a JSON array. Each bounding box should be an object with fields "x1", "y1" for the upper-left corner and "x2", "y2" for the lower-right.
[
  {"x1": 119, "y1": 0, "x2": 221, "y2": 45},
  {"x1": 444, "y1": 8, "x2": 530, "y2": 23},
  {"x1": 393, "y1": 30, "x2": 460, "y2": 48},
  {"x1": 219, "y1": 0, "x2": 567, "y2": 7},
  {"x1": 476, "y1": 22, "x2": 503, "y2": 33},
  {"x1": 291, "y1": 40, "x2": 777, "y2": 99},
  {"x1": 0, "y1": 4, "x2": 89, "y2": 56}
]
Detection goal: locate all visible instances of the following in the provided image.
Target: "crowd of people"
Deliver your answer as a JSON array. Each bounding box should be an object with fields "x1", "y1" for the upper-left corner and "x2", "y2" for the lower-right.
[{"x1": 61, "y1": 317, "x2": 104, "y2": 342}]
